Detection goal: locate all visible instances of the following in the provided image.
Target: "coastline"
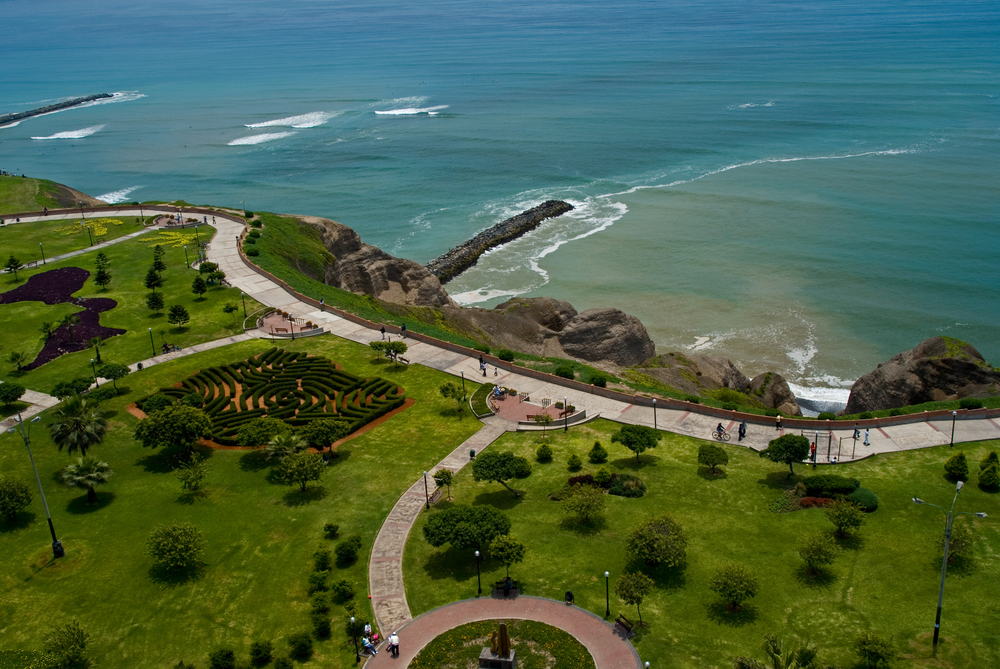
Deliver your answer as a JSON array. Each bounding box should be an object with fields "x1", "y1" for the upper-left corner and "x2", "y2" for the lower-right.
[{"x1": 0, "y1": 93, "x2": 111, "y2": 127}]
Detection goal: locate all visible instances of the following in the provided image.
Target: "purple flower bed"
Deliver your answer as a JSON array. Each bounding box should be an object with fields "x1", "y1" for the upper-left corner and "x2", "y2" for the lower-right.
[{"x1": 0, "y1": 267, "x2": 126, "y2": 370}]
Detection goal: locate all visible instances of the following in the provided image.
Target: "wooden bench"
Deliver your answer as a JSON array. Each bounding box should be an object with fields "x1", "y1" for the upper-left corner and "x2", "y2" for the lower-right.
[
  {"x1": 493, "y1": 580, "x2": 519, "y2": 597},
  {"x1": 614, "y1": 614, "x2": 635, "y2": 638},
  {"x1": 397, "y1": 357, "x2": 410, "y2": 365}
]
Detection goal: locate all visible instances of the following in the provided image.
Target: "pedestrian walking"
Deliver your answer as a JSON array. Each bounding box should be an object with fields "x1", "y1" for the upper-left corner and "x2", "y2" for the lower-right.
[
  {"x1": 388, "y1": 632, "x2": 399, "y2": 658},
  {"x1": 810, "y1": 442, "x2": 817, "y2": 467},
  {"x1": 853, "y1": 425, "x2": 860, "y2": 440},
  {"x1": 864, "y1": 428, "x2": 870, "y2": 446},
  {"x1": 481, "y1": 361, "x2": 487, "y2": 377},
  {"x1": 401, "y1": 323, "x2": 407, "y2": 338},
  {"x1": 380, "y1": 326, "x2": 386, "y2": 340},
  {"x1": 776, "y1": 415, "x2": 782, "y2": 431},
  {"x1": 494, "y1": 366, "x2": 499, "y2": 376},
  {"x1": 738, "y1": 420, "x2": 747, "y2": 441}
]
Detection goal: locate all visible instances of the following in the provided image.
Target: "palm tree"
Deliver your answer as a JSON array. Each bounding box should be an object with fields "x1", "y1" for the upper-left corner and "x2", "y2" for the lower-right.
[
  {"x1": 60, "y1": 314, "x2": 81, "y2": 343},
  {"x1": 60, "y1": 456, "x2": 113, "y2": 504},
  {"x1": 733, "y1": 634, "x2": 825, "y2": 669},
  {"x1": 49, "y1": 394, "x2": 108, "y2": 456},
  {"x1": 7, "y1": 351, "x2": 28, "y2": 372},
  {"x1": 88, "y1": 337, "x2": 103, "y2": 363},
  {"x1": 265, "y1": 431, "x2": 307, "y2": 461},
  {"x1": 40, "y1": 322, "x2": 55, "y2": 340}
]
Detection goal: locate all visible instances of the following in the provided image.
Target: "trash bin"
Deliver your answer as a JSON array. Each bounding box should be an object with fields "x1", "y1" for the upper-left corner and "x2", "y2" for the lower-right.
[{"x1": 470, "y1": 449, "x2": 476, "y2": 460}]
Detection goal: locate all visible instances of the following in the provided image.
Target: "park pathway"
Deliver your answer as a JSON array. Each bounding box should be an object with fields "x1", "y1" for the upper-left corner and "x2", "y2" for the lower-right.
[{"x1": 365, "y1": 596, "x2": 642, "y2": 669}]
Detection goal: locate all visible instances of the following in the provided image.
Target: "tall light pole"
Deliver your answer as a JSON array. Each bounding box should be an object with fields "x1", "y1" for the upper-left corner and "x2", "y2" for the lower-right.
[
  {"x1": 652, "y1": 399, "x2": 656, "y2": 431},
  {"x1": 604, "y1": 571, "x2": 610, "y2": 618},
  {"x1": 90, "y1": 358, "x2": 99, "y2": 387},
  {"x1": 86, "y1": 225, "x2": 94, "y2": 247},
  {"x1": 460, "y1": 371, "x2": 466, "y2": 400},
  {"x1": 350, "y1": 616, "x2": 359, "y2": 663},
  {"x1": 475, "y1": 550, "x2": 482, "y2": 595},
  {"x1": 913, "y1": 481, "x2": 987, "y2": 647},
  {"x1": 241, "y1": 292, "x2": 247, "y2": 318},
  {"x1": 79, "y1": 200, "x2": 86, "y2": 221},
  {"x1": 564, "y1": 396, "x2": 568, "y2": 432},
  {"x1": 183, "y1": 245, "x2": 189, "y2": 268},
  {"x1": 148, "y1": 327, "x2": 156, "y2": 356},
  {"x1": 423, "y1": 470, "x2": 430, "y2": 510},
  {"x1": 950, "y1": 411, "x2": 957, "y2": 447},
  {"x1": 39, "y1": 242, "x2": 45, "y2": 265},
  {"x1": 7, "y1": 414, "x2": 65, "y2": 559}
]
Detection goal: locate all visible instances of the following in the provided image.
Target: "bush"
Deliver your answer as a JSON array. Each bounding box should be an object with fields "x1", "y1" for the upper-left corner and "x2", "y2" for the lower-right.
[
  {"x1": 799, "y1": 532, "x2": 837, "y2": 575},
  {"x1": 817, "y1": 412, "x2": 837, "y2": 420},
  {"x1": 244, "y1": 211, "x2": 255, "y2": 218},
  {"x1": 567, "y1": 454, "x2": 582, "y2": 470},
  {"x1": 849, "y1": 487, "x2": 879, "y2": 512},
  {"x1": 609, "y1": 473, "x2": 646, "y2": 498},
  {"x1": 307, "y1": 571, "x2": 328, "y2": 594},
  {"x1": 250, "y1": 220, "x2": 263, "y2": 228},
  {"x1": 825, "y1": 500, "x2": 866, "y2": 538},
  {"x1": 959, "y1": 397, "x2": 984, "y2": 410},
  {"x1": 981, "y1": 451, "x2": 999, "y2": 471},
  {"x1": 854, "y1": 631, "x2": 897, "y2": 669},
  {"x1": 944, "y1": 451, "x2": 969, "y2": 481},
  {"x1": 287, "y1": 633, "x2": 313, "y2": 660},
  {"x1": 243, "y1": 237, "x2": 257, "y2": 245},
  {"x1": 88, "y1": 385, "x2": 119, "y2": 402},
  {"x1": 888, "y1": 408, "x2": 904, "y2": 416},
  {"x1": 980, "y1": 463, "x2": 1000, "y2": 490},
  {"x1": 0, "y1": 475, "x2": 33, "y2": 520},
  {"x1": 52, "y1": 377, "x2": 93, "y2": 399},
  {"x1": 594, "y1": 468, "x2": 613, "y2": 487},
  {"x1": 799, "y1": 497, "x2": 835, "y2": 508},
  {"x1": 248, "y1": 230, "x2": 262, "y2": 239},
  {"x1": 626, "y1": 514, "x2": 685, "y2": 567},
  {"x1": 314, "y1": 548, "x2": 333, "y2": 572},
  {"x1": 588, "y1": 441, "x2": 608, "y2": 463},
  {"x1": 323, "y1": 523, "x2": 340, "y2": 539},
  {"x1": 310, "y1": 611, "x2": 332, "y2": 638},
  {"x1": 859, "y1": 411, "x2": 875, "y2": 419},
  {"x1": 330, "y1": 578, "x2": 355, "y2": 603},
  {"x1": 246, "y1": 248, "x2": 260, "y2": 257},
  {"x1": 473, "y1": 343, "x2": 490, "y2": 353},
  {"x1": 147, "y1": 522, "x2": 205, "y2": 569},
  {"x1": 497, "y1": 349, "x2": 515, "y2": 362},
  {"x1": 554, "y1": 365, "x2": 575, "y2": 380},
  {"x1": 208, "y1": 648, "x2": 236, "y2": 669},
  {"x1": 249, "y1": 640, "x2": 273, "y2": 665},
  {"x1": 536, "y1": 443, "x2": 553, "y2": 463},
  {"x1": 181, "y1": 392, "x2": 205, "y2": 408},
  {"x1": 512, "y1": 455, "x2": 532, "y2": 478},
  {"x1": 43, "y1": 619, "x2": 90, "y2": 669},
  {"x1": 685, "y1": 395, "x2": 701, "y2": 404},
  {"x1": 310, "y1": 592, "x2": 331, "y2": 613},
  {"x1": 273, "y1": 658, "x2": 292, "y2": 669},
  {"x1": 940, "y1": 519, "x2": 975, "y2": 563},
  {"x1": 589, "y1": 374, "x2": 607, "y2": 388},
  {"x1": 335, "y1": 535, "x2": 363, "y2": 564},
  {"x1": 801, "y1": 474, "x2": 860, "y2": 497},
  {"x1": 567, "y1": 474, "x2": 596, "y2": 487},
  {"x1": 708, "y1": 561, "x2": 759, "y2": 612}
]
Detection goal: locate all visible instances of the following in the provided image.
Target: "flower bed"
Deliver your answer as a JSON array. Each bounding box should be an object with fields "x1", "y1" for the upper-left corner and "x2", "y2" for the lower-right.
[{"x1": 0, "y1": 267, "x2": 126, "y2": 369}]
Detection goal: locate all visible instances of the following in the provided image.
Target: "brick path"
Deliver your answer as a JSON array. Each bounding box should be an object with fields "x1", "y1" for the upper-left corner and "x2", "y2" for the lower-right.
[{"x1": 365, "y1": 596, "x2": 642, "y2": 669}]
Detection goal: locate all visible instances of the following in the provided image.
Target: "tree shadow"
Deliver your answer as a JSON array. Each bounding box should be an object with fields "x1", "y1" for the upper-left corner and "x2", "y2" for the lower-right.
[
  {"x1": 928, "y1": 553, "x2": 977, "y2": 578},
  {"x1": 611, "y1": 455, "x2": 659, "y2": 471},
  {"x1": 176, "y1": 489, "x2": 210, "y2": 505},
  {"x1": 148, "y1": 561, "x2": 207, "y2": 587},
  {"x1": 793, "y1": 564, "x2": 838, "y2": 589},
  {"x1": 705, "y1": 601, "x2": 759, "y2": 627},
  {"x1": 66, "y1": 492, "x2": 116, "y2": 514},
  {"x1": 558, "y1": 515, "x2": 608, "y2": 535},
  {"x1": 473, "y1": 489, "x2": 524, "y2": 510},
  {"x1": 756, "y1": 471, "x2": 799, "y2": 490},
  {"x1": 0, "y1": 511, "x2": 37, "y2": 533},
  {"x1": 977, "y1": 483, "x2": 999, "y2": 494},
  {"x1": 420, "y1": 545, "x2": 477, "y2": 585},
  {"x1": 438, "y1": 407, "x2": 467, "y2": 420},
  {"x1": 284, "y1": 486, "x2": 329, "y2": 507},
  {"x1": 644, "y1": 565, "x2": 687, "y2": 593},
  {"x1": 239, "y1": 449, "x2": 270, "y2": 472},
  {"x1": 835, "y1": 534, "x2": 865, "y2": 552},
  {"x1": 697, "y1": 466, "x2": 728, "y2": 481},
  {"x1": 135, "y1": 448, "x2": 188, "y2": 473}
]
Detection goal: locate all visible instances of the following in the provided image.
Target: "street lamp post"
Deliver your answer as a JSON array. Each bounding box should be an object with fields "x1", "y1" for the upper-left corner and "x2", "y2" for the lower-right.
[
  {"x1": 184, "y1": 246, "x2": 189, "y2": 268},
  {"x1": 475, "y1": 550, "x2": 482, "y2": 595},
  {"x1": 86, "y1": 225, "x2": 94, "y2": 247},
  {"x1": 950, "y1": 411, "x2": 957, "y2": 447},
  {"x1": 139, "y1": 202, "x2": 144, "y2": 224},
  {"x1": 241, "y1": 292, "x2": 247, "y2": 318},
  {"x1": 604, "y1": 571, "x2": 610, "y2": 618},
  {"x1": 39, "y1": 243, "x2": 45, "y2": 265},
  {"x1": 8, "y1": 414, "x2": 65, "y2": 559},
  {"x1": 90, "y1": 358, "x2": 99, "y2": 388},
  {"x1": 913, "y1": 481, "x2": 988, "y2": 647},
  {"x1": 461, "y1": 371, "x2": 466, "y2": 400},
  {"x1": 79, "y1": 201, "x2": 86, "y2": 221},
  {"x1": 350, "y1": 616, "x2": 359, "y2": 663},
  {"x1": 564, "y1": 396, "x2": 568, "y2": 432},
  {"x1": 423, "y1": 470, "x2": 430, "y2": 510},
  {"x1": 148, "y1": 328, "x2": 156, "y2": 356}
]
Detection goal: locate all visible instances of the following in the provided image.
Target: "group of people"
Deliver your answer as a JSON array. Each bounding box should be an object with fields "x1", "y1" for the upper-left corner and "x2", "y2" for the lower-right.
[
  {"x1": 715, "y1": 421, "x2": 748, "y2": 441},
  {"x1": 361, "y1": 622, "x2": 400, "y2": 658}
]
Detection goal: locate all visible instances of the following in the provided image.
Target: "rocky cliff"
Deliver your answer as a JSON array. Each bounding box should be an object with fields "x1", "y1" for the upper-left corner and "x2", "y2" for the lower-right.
[{"x1": 843, "y1": 337, "x2": 1000, "y2": 414}]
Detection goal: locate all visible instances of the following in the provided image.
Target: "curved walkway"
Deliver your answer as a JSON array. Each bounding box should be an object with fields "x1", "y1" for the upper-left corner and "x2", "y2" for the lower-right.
[{"x1": 365, "y1": 596, "x2": 641, "y2": 669}]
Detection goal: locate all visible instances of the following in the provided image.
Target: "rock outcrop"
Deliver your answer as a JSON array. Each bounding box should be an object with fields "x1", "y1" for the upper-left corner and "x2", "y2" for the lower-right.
[
  {"x1": 299, "y1": 216, "x2": 455, "y2": 308},
  {"x1": 750, "y1": 372, "x2": 800, "y2": 417},
  {"x1": 843, "y1": 337, "x2": 1000, "y2": 414}
]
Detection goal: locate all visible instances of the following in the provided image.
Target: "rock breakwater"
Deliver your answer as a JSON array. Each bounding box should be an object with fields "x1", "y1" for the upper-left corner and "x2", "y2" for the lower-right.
[
  {"x1": 0, "y1": 93, "x2": 112, "y2": 127},
  {"x1": 426, "y1": 200, "x2": 574, "y2": 283}
]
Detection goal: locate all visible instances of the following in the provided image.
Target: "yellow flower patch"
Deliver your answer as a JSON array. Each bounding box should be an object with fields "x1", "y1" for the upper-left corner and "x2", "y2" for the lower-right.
[
  {"x1": 54, "y1": 218, "x2": 125, "y2": 237},
  {"x1": 138, "y1": 231, "x2": 201, "y2": 249}
]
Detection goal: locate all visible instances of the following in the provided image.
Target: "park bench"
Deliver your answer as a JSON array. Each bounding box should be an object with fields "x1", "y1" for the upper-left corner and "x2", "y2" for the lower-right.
[
  {"x1": 493, "y1": 580, "x2": 519, "y2": 597},
  {"x1": 397, "y1": 357, "x2": 410, "y2": 365},
  {"x1": 614, "y1": 614, "x2": 635, "y2": 639}
]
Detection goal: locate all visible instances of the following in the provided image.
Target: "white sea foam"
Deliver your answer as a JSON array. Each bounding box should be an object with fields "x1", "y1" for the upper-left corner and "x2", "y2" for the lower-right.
[
  {"x1": 3, "y1": 91, "x2": 144, "y2": 129},
  {"x1": 729, "y1": 101, "x2": 776, "y2": 109},
  {"x1": 787, "y1": 382, "x2": 851, "y2": 406},
  {"x1": 97, "y1": 186, "x2": 142, "y2": 204},
  {"x1": 375, "y1": 105, "x2": 448, "y2": 115},
  {"x1": 0, "y1": 120, "x2": 22, "y2": 128},
  {"x1": 31, "y1": 124, "x2": 106, "y2": 140},
  {"x1": 227, "y1": 131, "x2": 297, "y2": 146},
  {"x1": 245, "y1": 111, "x2": 339, "y2": 128}
]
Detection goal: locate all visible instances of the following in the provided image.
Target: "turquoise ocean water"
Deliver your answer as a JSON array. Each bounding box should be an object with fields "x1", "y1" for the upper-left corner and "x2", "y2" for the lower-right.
[{"x1": 2, "y1": 0, "x2": 998, "y2": 403}]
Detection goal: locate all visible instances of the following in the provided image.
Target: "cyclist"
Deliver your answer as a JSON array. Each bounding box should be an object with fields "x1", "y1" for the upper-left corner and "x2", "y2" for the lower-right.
[{"x1": 716, "y1": 423, "x2": 726, "y2": 438}]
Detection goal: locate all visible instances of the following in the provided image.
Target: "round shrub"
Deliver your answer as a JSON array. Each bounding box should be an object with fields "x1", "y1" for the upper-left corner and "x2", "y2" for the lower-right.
[
  {"x1": 0, "y1": 475, "x2": 33, "y2": 520},
  {"x1": 473, "y1": 343, "x2": 490, "y2": 354},
  {"x1": 859, "y1": 411, "x2": 875, "y2": 419},
  {"x1": 849, "y1": 487, "x2": 879, "y2": 512},
  {"x1": 307, "y1": 571, "x2": 327, "y2": 594},
  {"x1": 88, "y1": 386, "x2": 119, "y2": 402},
  {"x1": 817, "y1": 412, "x2": 837, "y2": 420},
  {"x1": 554, "y1": 365, "x2": 575, "y2": 380},
  {"x1": 314, "y1": 548, "x2": 333, "y2": 572},
  {"x1": 588, "y1": 441, "x2": 608, "y2": 463},
  {"x1": 609, "y1": 473, "x2": 646, "y2": 498},
  {"x1": 889, "y1": 408, "x2": 904, "y2": 416},
  {"x1": 250, "y1": 220, "x2": 263, "y2": 228},
  {"x1": 686, "y1": 395, "x2": 701, "y2": 404},
  {"x1": 181, "y1": 392, "x2": 205, "y2": 408},
  {"x1": 287, "y1": 633, "x2": 313, "y2": 660},
  {"x1": 960, "y1": 397, "x2": 984, "y2": 410},
  {"x1": 513, "y1": 455, "x2": 532, "y2": 478},
  {"x1": 535, "y1": 443, "x2": 553, "y2": 463},
  {"x1": 244, "y1": 211, "x2": 255, "y2": 219},
  {"x1": 310, "y1": 612, "x2": 332, "y2": 638},
  {"x1": 323, "y1": 523, "x2": 340, "y2": 539},
  {"x1": 567, "y1": 454, "x2": 582, "y2": 470},
  {"x1": 246, "y1": 248, "x2": 260, "y2": 257},
  {"x1": 590, "y1": 374, "x2": 607, "y2": 388},
  {"x1": 244, "y1": 237, "x2": 257, "y2": 245},
  {"x1": 274, "y1": 658, "x2": 293, "y2": 669},
  {"x1": 249, "y1": 640, "x2": 273, "y2": 665},
  {"x1": 147, "y1": 522, "x2": 205, "y2": 570},
  {"x1": 330, "y1": 578, "x2": 355, "y2": 603},
  {"x1": 335, "y1": 535, "x2": 363, "y2": 564},
  {"x1": 208, "y1": 648, "x2": 236, "y2": 669},
  {"x1": 979, "y1": 463, "x2": 1000, "y2": 490},
  {"x1": 497, "y1": 349, "x2": 515, "y2": 362},
  {"x1": 248, "y1": 230, "x2": 262, "y2": 239},
  {"x1": 594, "y1": 468, "x2": 612, "y2": 487},
  {"x1": 310, "y1": 592, "x2": 331, "y2": 614},
  {"x1": 141, "y1": 393, "x2": 174, "y2": 414}
]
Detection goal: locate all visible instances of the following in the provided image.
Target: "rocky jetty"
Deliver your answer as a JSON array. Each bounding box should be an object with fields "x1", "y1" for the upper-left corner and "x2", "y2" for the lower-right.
[
  {"x1": 843, "y1": 336, "x2": 1000, "y2": 414},
  {"x1": 298, "y1": 216, "x2": 455, "y2": 308},
  {"x1": 0, "y1": 93, "x2": 112, "y2": 127},
  {"x1": 426, "y1": 200, "x2": 574, "y2": 283}
]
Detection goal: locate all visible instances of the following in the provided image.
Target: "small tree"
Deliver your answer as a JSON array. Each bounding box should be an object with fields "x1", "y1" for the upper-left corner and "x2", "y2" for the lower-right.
[
  {"x1": 489, "y1": 533, "x2": 526, "y2": 577},
  {"x1": 96, "y1": 362, "x2": 130, "y2": 392},
  {"x1": 287, "y1": 633, "x2": 313, "y2": 660},
  {"x1": 611, "y1": 424, "x2": 661, "y2": 462},
  {"x1": 152, "y1": 245, "x2": 167, "y2": 272},
  {"x1": 980, "y1": 463, "x2": 1000, "y2": 490},
  {"x1": 40, "y1": 321, "x2": 55, "y2": 341},
  {"x1": 798, "y1": 532, "x2": 836, "y2": 576},
  {"x1": 335, "y1": 535, "x2": 363, "y2": 564},
  {"x1": 0, "y1": 382, "x2": 25, "y2": 407},
  {"x1": 944, "y1": 451, "x2": 969, "y2": 481},
  {"x1": 95, "y1": 252, "x2": 110, "y2": 269},
  {"x1": 43, "y1": 619, "x2": 90, "y2": 669},
  {"x1": 7, "y1": 351, "x2": 28, "y2": 373},
  {"x1": 588, "y1": 441, "x2": 608, "y2": 463},
  {"x1": 237, "y1": 416, "x2": 290, "y2": 448},
  {"x1": 440, "y1": 381, "x2": 465, "y2": 412},
  {"x1": 825, "y1": 500, "x2": 866, "y2": 539},
  {"x1": 146, "y1": 291, "x2": 165, "y2": 315},
  {"x1": 133, "y1": 404, "x2": 213, "y2": 455},
  {"x1": 300, "y1": 418, "x2": 351, "y2": 451},
  {"x1": 940, "y1": 518, "x2": 975, "y2": 563},
  {"x1": 472, "y1": 450, "x2": 525, "y2": 497},
  {"x1": 88, "y1": 336, "x2": 104, "y2": 363},
  {"x1": 368, "y1": 340, "x2": 387, "y2": 361},
  {"x1": 60, "y1": 456, "x2": 113, "y2": 504},
  {"x1": 981, "y1": 451, "x2": 999, "y2": 472},
  {"x1": 564, "y1": 483, "x2": 605, "y2": 524},
  {"x1": 384, "y1": 340, "x2": 408, "y2": 366},
  {"x1": 168, "y1": 304, "x2": 191, "y2": 329},
  {"x1": 278, "y1": 451, "x2": 326, "y2": 492},
  {"x1": 626, "y1": 514, "x2": 687, "y2": 567},
  {"x1": 0, "y1": 475, "x2": 32, "y2": 520},
  {"x1": 567, "y1": 453, "x2": 582, "y2": 470},
  {"x1": 144, "y1": 267, "x2": 163, "y2": 291},
  {"x1": 615, "y1": 571, "x2": 654, "y2": 624},
  {"x1": 147, "y1": 522, "x2": 205, "y2": 570},
  {"x1": 191, "y1": 275, "x2": 208, "y2": 299},
  {"x1": 199, "y1": 261, "x2": 219, "y2": 275},
  {"x1": 208, "y1": 649, "x2": 236, "y2": 669},
  {"x1": 533, "y1": 413, "x2": 553, "y2": 436},
  {"x1": 536, "y1": 443, "x2": 553, "y2": 462},
  {"x1": 698, "y1": 444, "x2": 729, "y2": 474},
  {"x1": 249, "y1": 640, "x2": 273, "y2": 666},
  {"x1": 432, "y1": 468, "x2": 454, "y2": 500},
  {"x1": 94, "y1": 266, "x2": 112, "y2": 290},
  {"x1": 708, "y1": 561, "x2": 759, "y2": 612},
  {"x1": 423, "y1": 504, "x2": 511, "y2": 551},
  {"x1": 759, "y1": 434, "x2": 810, "y2": 478},
  {"x1": 223, "y1": 302, "x2": 239, "y2": 323},
  {"x1": 853, "y1": 631, "x2": 898, "y2": 669},
  {"x1": 59, "y1": 313, "x2": 81, "y2": 342},
  {"x1": 4, "y1": 254, "x2": 24, "y2": 281},
  {"x1": 266, "y1": 431, "x2": 308, "y2": 462},
  {"x1": 208, "y1": 270, "x2": 226, "y2": 285},
  {"x1": 176, "y1": 454, "x2": 210, "y2": 491}
]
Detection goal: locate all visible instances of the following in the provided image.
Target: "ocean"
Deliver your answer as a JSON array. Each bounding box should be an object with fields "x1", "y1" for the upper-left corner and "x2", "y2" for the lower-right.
[{"x1": 2, "y1": 0, "x2": 998, "y2": 405}]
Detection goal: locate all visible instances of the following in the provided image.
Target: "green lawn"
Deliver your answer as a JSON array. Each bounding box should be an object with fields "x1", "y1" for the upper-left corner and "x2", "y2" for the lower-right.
[
  {"x1": 403, "y1": 422, "x2": 1000, "y2": 669},
  {"x1": 0, "y1": 216, "x2": 148, "y2": 263},
  {"x1": 0, "y1": 176, "x2": 73, "y2": 216},
  {"x1": 0, "y1": 227, "x2": 264, "y2": 395},
  {"x1": 0, "y1": 335, "x2": 483, "y2": 668}
]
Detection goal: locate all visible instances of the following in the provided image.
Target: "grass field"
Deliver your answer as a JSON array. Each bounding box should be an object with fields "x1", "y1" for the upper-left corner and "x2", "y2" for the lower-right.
[
  {"x1": 0, "y1": 176, "x2": 76, "y2": 216},
  {"x1": 403, "y1": 422, "x2": 1000, "y2": 669},
  {"x1": 0, "y1": 216, "x2": 148, "y2": 262},
  {"x1": 0, "y1": 227, "x2": 263, "y2": 394},
  {"x1": 0, "y1": 335, "x2": 483, "y2": 668}
]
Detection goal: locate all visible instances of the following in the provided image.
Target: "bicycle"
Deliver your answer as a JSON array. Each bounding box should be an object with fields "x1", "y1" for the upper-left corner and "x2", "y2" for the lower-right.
[{"x1": 712, "y1": 429, "x2": 731, "y2": 442}]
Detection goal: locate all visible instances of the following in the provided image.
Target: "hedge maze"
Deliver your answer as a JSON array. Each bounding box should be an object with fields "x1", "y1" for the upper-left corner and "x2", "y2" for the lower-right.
[{"x1": 151, "y1": 348, "x2": 405, "y2": 445}]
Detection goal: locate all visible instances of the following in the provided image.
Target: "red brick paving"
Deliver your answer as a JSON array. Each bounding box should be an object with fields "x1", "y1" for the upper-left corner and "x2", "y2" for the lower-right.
[{"x1": 365, "y1": 595, "x2": 642, "y2": 669}]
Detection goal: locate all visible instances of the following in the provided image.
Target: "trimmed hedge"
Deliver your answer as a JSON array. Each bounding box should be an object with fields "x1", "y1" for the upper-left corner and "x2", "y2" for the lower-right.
[
  {"x1": 849, "y1": 487, "x2": 879, "y2": 512},
  {"x1": 801, "y1": 474, "x2": 860, "y2": 497}
]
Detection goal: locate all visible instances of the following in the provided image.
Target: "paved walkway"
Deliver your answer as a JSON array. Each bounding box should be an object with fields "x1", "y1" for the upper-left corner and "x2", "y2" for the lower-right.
[
  {"x1": 366, "y1": 596, "x2": 641, "y2": 669},
  {"x1": 0, "y1": 387, "x2": 61, "y2": 433}
]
